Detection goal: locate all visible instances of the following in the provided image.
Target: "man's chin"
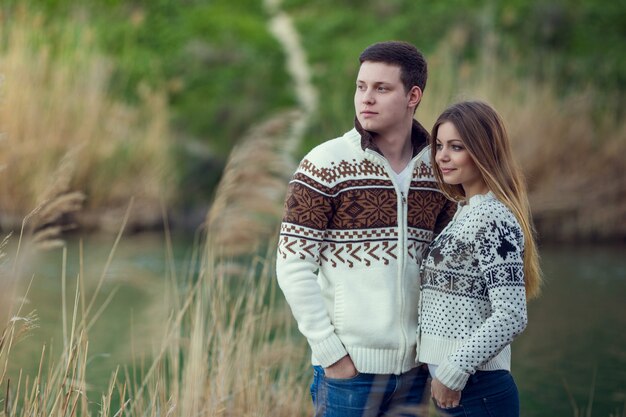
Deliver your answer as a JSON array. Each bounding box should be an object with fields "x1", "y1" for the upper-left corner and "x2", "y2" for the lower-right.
[{"x1": 358, "y1": 119, "x2": 378, "y2": 133}]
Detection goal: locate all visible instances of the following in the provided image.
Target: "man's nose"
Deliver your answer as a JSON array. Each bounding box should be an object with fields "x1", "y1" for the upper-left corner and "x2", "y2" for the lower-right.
[{"x1": 362, "y1": 88, "x2": 375, "y2": 104}]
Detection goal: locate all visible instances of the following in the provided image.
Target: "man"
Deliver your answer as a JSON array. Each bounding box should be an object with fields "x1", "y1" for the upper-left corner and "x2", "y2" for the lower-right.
[{"x1": 276, "y1": 41, "x2": 454, "y2": 416}]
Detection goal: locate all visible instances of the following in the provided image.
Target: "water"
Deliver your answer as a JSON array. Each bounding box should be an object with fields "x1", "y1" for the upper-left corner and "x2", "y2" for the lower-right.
[
  {"x1": 514, "y1": 243, "x2": 626, "y2": 417},
  {"x1": 3, "y1": 232, "x2": 199, "y2": 398},
  {"x1": 4, "y1": 234, "x2": 626, "y2": 416}
]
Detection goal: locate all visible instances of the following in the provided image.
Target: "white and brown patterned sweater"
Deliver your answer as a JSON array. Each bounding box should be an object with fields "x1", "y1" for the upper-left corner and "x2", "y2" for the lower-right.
[
  {"x1": 417, "y1": 192, "x2": 528, "y2": 391},
  {"x1": 276, "y1": 120, "x2": 454, "y2": 375}
]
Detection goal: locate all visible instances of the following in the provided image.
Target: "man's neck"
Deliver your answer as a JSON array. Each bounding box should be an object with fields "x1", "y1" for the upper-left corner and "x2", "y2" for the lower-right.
[{"x1": 373, "y1": 120, "x2": 415, "y2": 173}]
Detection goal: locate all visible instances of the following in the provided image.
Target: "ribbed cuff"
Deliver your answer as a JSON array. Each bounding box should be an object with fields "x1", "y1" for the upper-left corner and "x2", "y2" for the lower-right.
[
  {"x1": 436, "y1": 360, "x2": 470, "y2": 391},
  {"x1": 310, "y1": 333, "x2": 347, "y2": 368}
]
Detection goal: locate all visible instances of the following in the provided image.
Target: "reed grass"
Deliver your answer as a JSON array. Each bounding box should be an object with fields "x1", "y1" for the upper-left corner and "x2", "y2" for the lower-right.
[
  {"x1": 0, "y1": 203, "x2": 312, "y2": 416},
  {"x1": 205, "y1": 110, "x2": 299, "y2": 258},
  {"x1": 0, "y1": 10, "x2": 172, "y2": 231},
  {"x1": 152, "y1": 241, "x2": 310, "y2": 417}
]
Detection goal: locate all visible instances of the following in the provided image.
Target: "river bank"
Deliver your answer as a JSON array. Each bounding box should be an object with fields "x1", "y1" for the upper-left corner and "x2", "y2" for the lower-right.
[{"x1": 3, "y1": 186, "x2": 624, "y2": 243}]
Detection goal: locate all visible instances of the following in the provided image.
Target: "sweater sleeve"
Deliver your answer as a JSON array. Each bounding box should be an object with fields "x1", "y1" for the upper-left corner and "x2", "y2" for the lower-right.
[
  {"x1": 436, "y1": 211, "x2": 528, "y2": 391},
  {"x1": 276, "y1": 161, "x2": 347, "y2": 367}
]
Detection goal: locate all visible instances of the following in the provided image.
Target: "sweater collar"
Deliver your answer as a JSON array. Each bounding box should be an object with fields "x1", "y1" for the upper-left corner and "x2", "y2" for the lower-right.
[
  {"x1": 354, "y1": 117, "x2": 430, "y2": 157},
  {"x1": 462, "y1": 191, "x2": 496, "y2": 207},
  {"x1": 453, "y1": 191, "x2": 496, "y2": 221}
]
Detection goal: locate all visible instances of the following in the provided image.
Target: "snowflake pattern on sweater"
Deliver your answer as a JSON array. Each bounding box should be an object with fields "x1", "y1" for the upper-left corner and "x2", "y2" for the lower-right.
[
  {"x1": 417, "y1": 192, "x2": 528, "y2": 391},
  {"x1": 276, "y1": 123, "x2": 456, "y2": 375}
]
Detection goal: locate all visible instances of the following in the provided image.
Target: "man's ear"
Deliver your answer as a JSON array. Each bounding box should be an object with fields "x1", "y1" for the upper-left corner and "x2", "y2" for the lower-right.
[{"x1": 408, "y1": 86, "x2": 423, "y2": 109}]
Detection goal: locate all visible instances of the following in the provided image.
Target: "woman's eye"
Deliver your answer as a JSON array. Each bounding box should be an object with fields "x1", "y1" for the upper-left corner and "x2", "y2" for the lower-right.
[
  {"x1": 435, "y1": 144, "x2": 443, "y2": 150},
  {"x1": 452, "y1": 145, "x2": 463, "y2": 151}
]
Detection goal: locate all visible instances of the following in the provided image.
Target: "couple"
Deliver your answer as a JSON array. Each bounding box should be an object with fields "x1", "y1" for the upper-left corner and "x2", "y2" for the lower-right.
[{"x1": 276, "y1": 41, "x2": 542, "y2": 417}]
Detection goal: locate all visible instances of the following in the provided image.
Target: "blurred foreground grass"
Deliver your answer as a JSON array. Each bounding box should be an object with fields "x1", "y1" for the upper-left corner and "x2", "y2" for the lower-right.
[{"x1": 0, "y1": 213, "x2": 312, "y2": 416}]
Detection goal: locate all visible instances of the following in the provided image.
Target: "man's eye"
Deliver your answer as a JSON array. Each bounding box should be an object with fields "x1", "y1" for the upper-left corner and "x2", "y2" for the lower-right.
[{"x1": 378, "y1": 86, "x2": 387, "y2": 92}]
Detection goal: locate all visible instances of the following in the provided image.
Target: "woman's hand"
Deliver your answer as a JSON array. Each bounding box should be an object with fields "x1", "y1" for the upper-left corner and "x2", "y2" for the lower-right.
[
  {"x1": 431, "y1": 377, "x2": 462, "y2": 409},
  {"x1": 324, "y1": 355, "x2": 358, "y2": 379}
]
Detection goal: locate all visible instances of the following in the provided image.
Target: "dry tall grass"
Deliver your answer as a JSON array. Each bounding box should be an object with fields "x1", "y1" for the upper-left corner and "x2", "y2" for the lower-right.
[
  {"x1": 0, "y1": 203, "x2": 137, "y2": 416},
  {"x1": 129, "y1": 241, "x2": 310, "y2": 417},
  {"x1": 205, "y1": 110, "x2": 299, "y2": 258},
  {"x1": 0, "y1": 209, "x2": 311, "y2": 416},
  {"x1": 419, "y1": 27, "x2": 626, "y2": 241},
  {"x1": 0, "y1": 10, "x2": 312, "y2": 416},
  {"x1": 0, "y1": 11, "x2": 172, "y2": 232}
]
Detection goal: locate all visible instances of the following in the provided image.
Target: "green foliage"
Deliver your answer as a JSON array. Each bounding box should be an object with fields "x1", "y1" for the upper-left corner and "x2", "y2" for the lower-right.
[
  {"x1": 1, "y1": 0, "x2": 623, "y2": 205},
  {"x1": 280, "y1": 0, "x2": 624, "y2": 151},
  {"x1": 2, "y1": 0, "x2": 295, "y2": 205}
]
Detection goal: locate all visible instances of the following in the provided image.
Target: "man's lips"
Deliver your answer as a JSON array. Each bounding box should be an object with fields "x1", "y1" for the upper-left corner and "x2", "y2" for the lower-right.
[{"x1": 360, "y1": 110, "x2": 377, "y2": 118}]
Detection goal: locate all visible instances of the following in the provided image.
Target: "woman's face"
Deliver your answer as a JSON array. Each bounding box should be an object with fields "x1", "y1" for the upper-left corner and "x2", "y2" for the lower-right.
[{"x1": 434, "y1": 121, "x2": 488, "y2": 199}]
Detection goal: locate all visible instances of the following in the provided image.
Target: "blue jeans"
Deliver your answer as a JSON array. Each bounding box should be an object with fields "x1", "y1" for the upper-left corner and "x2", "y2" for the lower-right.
[
  {"x1": 433, "y1": 370, "x2": 519, "y2": 417},
  {"x1": 310, "y1": 365, "x2": 429, "y2": 417}
]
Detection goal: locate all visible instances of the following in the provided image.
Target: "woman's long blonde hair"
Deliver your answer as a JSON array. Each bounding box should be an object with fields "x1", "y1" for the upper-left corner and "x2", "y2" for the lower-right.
[{"x1": 430, "y1": 101, "x2": 542, "y2": 299}]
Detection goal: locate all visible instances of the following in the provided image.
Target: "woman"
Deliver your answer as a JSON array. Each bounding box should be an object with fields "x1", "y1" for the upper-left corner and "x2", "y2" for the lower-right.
[{"x1": 417, "y1": 101, "x2": 542, "y2": 416}]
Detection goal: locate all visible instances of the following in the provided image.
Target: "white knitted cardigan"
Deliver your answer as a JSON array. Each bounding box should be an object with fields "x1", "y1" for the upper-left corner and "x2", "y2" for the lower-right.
[
  {"x1": 276, "y1": 123, "x2": 454, "y2": 375},
  {"x1": 417, "y1": 192, "x2": 528, "y2": 391}
]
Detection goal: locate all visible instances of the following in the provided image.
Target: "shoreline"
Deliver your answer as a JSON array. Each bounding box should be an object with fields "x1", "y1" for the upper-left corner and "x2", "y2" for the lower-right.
[{"x1": 1, "y1": 203, "x2": 623, "y2": 244}]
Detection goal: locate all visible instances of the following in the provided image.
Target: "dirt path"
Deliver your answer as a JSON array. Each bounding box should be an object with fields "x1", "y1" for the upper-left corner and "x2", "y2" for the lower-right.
[{"x1": 263, "y1": 0, "x2": 318, "y2": 156}]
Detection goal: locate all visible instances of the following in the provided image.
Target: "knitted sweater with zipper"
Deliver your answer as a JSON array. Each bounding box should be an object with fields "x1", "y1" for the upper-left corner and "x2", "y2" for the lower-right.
[
  {"x1": 417, "y1": 192, "x2": 528, "y2": 391},
  {"x1": 276, "y1": 120, "x2": 454, "y2": 375}
]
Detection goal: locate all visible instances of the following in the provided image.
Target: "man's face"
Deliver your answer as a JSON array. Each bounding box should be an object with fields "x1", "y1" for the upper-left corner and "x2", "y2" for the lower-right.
[{"x1": 354, "y1": 61, "x2": 418, "y2": 136}]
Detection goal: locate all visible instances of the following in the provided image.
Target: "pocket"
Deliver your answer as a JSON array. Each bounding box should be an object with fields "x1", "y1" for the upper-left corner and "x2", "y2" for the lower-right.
[
  {"x1": 323, "y1": 371, "x2": 362, "y2": 383},
  {"x1": 481, "y1": 378, "x2": 519, "y2": 417},
  {"x1": 323, "y1": 373, "x2": 375, "y2": 413}
]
